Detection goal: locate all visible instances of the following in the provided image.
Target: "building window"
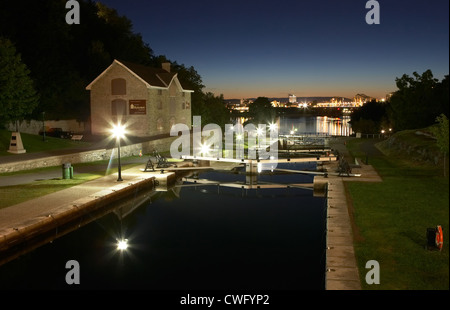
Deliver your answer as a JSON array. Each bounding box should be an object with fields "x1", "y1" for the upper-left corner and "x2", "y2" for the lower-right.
[
  {"x1": 182, "y1": 102, "x2": 186, "y2": 110},
  {"x1": 111, "y1": 78, "x2": 126, "y2": 95},
  {"x1": 156, "y1": 118, "x2": 164, "y2": 132},
  {"x1": 157, "y1": 101, "x2": 163, "y2": 110},
  {"x1": 169, "y1": 117, "x2": 176, "y2": 130},
  {"x1": 169, "y1": 98, "x2": 176, "y2": 114},
  {"x1": 158, "y1": 89, "x2": 163, "y2": 96},
  {"x1": 112, "y1": 99, "x2": 127, "y2": 116}
]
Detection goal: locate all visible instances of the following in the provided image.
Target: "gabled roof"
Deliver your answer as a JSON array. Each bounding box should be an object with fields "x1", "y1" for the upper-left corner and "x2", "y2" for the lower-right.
[{"x1": 86, "y1": 59, "x2": 194, "y2": 92}]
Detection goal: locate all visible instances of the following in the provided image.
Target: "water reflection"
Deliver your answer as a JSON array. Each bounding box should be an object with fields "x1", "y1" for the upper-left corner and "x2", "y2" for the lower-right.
[
  {"x1": 0, "y1": 165, "x2": 326, "y2": 291},
  {"x1": 235, "y1": 115, "x2": 352, "y2": 136},
  {"x1": 279, "y1": 116, "x2": 352, "y2": 136}
]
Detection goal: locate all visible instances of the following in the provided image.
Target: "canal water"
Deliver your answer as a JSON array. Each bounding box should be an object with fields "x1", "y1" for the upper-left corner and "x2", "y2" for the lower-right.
[{"x1": 0, "y1": 163, "x2": 327, "y2": 291}]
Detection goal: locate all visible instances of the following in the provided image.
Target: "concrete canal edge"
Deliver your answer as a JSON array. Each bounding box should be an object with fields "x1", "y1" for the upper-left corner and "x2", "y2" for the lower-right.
[
  {"x1": 315, "y1": 157, "x2": 383, "y2": 290},
  {"x1": 324, "y1": 177, "x2": 362, "y2": 290},
  {"x1": 314, "y1": 172, "x2": 361, "y2": 290}
]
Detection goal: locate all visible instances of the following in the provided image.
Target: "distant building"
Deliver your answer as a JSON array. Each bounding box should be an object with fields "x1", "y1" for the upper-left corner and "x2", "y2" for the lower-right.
[
  {"x1": 289, "y1": 94, "x2": 297, "y2": 104},
  {"x1": 353, "y1": 94, "x2": 373, "y2": 106},
  {"x1": 241, "y1": 99, "x2": 253, "y2": 106},
  {"x1": 86, "y1": 59, "x2": 193, "y2": 137},
  {"x1": 271, "y1": 100, "x2": 282, "y2": 107}
]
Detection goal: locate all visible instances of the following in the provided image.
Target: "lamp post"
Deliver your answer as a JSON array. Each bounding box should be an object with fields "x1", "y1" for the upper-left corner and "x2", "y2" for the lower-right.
[
  {"x1": 256, "y1": 126, "x2": 264, "y2": 150},
  {"x1": 117, "y1": 136, "x2": 123, "y2": 182},
  {"x1": 112, "y1": 124, "x2": 125, "y2": 182},
  {"x1": 42, "y1": 111, "x2": 46, "y2": 142}
]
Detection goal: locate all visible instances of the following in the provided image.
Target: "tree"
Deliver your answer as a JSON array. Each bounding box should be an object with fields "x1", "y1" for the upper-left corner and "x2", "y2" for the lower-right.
[
  {"x1": 202, "y1": 92, "x2": 231, "y2": 129},
  {"x1": 248, "y1": 97, "x2": 276, "y2": 125},
  {"x1": 350, "y1": 99, "x2": 388, "y2": 134},
  {"x1": 432, "y1": 114, "x2": 449, "y2": 154},
  {"x1": 0, "y1": 1, "x2": 207, "y2": 124},
  {"x1": 431, "y1": 114, "x2": 449, "y2": 176},
  {"x1": 388, "y1": 70, "x2": 445, "y2": 131},
  {"x1": 0, "y1": 0, "x2": 156, "y2": 121},
  {"x1": 0, "y1": 37, "x2": 39, "y2": 129}
]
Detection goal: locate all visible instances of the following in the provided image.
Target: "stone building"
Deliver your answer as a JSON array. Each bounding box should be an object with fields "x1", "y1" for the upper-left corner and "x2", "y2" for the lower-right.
[{"x1": 86, "y1": 59, "x2": 193, "y2": 137}]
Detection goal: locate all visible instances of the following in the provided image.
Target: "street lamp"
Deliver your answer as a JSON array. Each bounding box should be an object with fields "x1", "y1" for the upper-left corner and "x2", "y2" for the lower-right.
[
  {"x1": 117, "y1": 239, "x2": 128, "y2": 251},
  {"x1": 200, "y1": 143, "x2": 211, "y2": 157},
  {"x1": 42, "y1": 111, "x2": 46, "y2": 142},
  {"x1": 256, "y1": 127, "x2": 264, "y2": 150},
  {"x1": 111, "y1": 123, "x2": 126, "y2": 182},
  {"x1": 268, "y1": 122, "x2": 277, "y2": 132}
]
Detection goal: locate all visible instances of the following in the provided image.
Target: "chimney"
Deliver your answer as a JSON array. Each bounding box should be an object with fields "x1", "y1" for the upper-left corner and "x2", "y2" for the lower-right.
[{"x1": 162, "y1": 62, "x2": 171, "y2": 72}]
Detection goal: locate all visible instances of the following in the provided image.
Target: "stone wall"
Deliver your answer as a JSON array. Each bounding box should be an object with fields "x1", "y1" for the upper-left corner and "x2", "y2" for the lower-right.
[
  {"x1": 0, "y1": 136, "x2": 177, "y2": 173},
  {"x1": 7, "y1": 119, "x2": 88, "y2": 135}
]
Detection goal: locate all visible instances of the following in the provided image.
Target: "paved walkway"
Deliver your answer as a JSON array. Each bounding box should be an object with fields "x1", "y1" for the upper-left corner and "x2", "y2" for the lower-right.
[
  {"x1": 0, "y1": 164, "x2": 169, "y2": 228},
  {"x1": 0, "y1": 156, "x2": 148, "y2": 187}
]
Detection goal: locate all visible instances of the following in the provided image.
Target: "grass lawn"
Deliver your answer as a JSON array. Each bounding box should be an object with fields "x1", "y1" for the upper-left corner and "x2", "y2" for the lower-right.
[
  {"x1": 345, "y1": 137, "x2": 449, "y2": 290},
  {"x1": 0, "y1": 129, "x2": 91, "y2": 155}
]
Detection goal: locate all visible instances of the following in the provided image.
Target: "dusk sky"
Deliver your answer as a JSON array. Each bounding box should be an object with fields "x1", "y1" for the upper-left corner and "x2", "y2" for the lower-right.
[{"x1": 99, "y1": 0, "x2": 449, "y2": 100}]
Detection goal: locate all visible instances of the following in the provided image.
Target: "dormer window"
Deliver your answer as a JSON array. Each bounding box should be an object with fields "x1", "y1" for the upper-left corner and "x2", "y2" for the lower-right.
[{"x1": 111, "y1": 78, "x2": 126, "y2": 95}]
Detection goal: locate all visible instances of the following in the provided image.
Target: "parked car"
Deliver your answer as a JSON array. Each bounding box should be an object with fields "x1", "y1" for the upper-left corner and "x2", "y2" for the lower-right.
[{"x1": 39, "y1": 127, "x2": 74, "y2": 139}]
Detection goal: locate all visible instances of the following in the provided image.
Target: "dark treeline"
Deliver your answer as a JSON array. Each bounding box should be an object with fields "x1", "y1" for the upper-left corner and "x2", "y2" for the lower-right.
[
  {"x1": 351, "y1": 70, "x2": 449, "y2": 134},
  {"x1": 0, "y1": 0, "x2": 227, "y2": 126}
]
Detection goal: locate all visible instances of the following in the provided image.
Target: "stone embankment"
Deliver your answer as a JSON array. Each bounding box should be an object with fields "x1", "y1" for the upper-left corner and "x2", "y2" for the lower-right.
[
  {"x1": 0, "y1": 136, "x2": 176, "y2": 173},
  {"x1": 377, "y1": 130, "x2": 442, "y2": 165}
]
